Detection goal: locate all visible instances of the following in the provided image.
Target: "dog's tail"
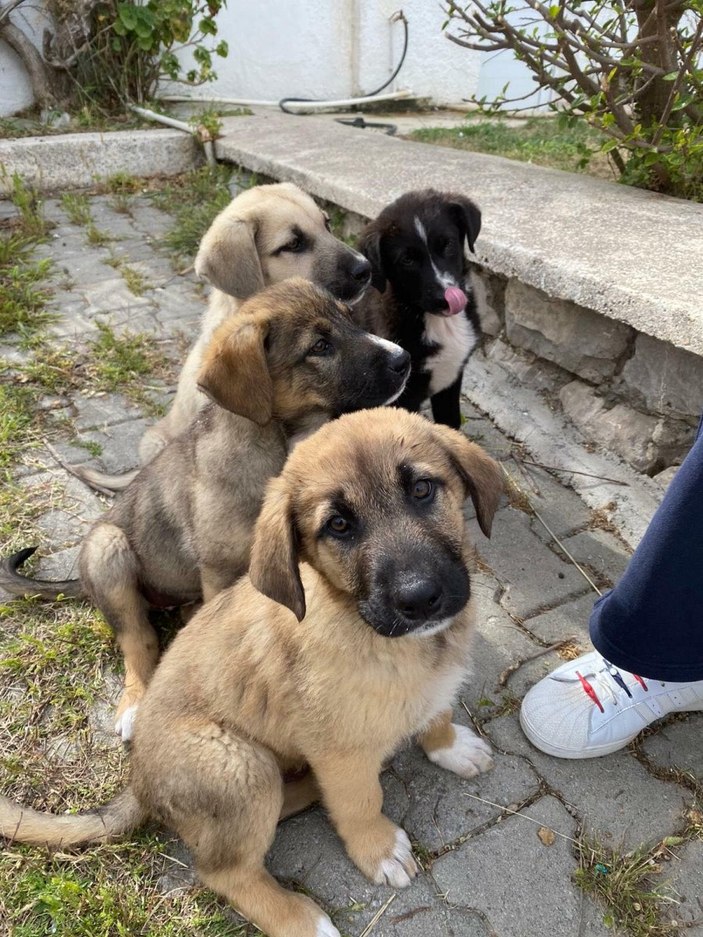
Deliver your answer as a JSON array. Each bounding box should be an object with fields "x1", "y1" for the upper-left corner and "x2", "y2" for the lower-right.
[
  {"x1": 0, "y1": 547, "x2": 84, "y2": 600},
  {"x1": 0, "y1": 788, "x2": 147, "y2": 847},
  {"x1": 70, "y1": 465, "x2": 139, "y2": 494}
]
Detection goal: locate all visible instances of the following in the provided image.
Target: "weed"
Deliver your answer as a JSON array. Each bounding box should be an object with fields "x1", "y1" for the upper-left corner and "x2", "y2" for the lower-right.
[
  {"x1": 90, "y1": 322, "x2": 161, "y2": 390},
  {"x1": 410, "y1": 118, "x2": 611, "y2": 178},
  {"x1": 109, "y1": 191, "x2": 133, "y2": 214},
  {"x1": 74, "y1": 438, "x2": 103, "y2": 457},
  {"x1": 0, "y1": 384, "x2": 38, "y2": 468},
  {"x1": 120, "y1": 264, "x2": 149, "y2": 296},
  {"x1": 106, "y1": 173, "x2": 142, "y2": 194},
  {"x1": 60, "y1": 193, "x2": 92, "y2": 227},
  {"x1": 7, "y1": 173, "x2": 49, "y2": 238},
  {"x1": 575, "y1": 837, "x2": 680, "y2": 936},
  {"x1": 151, "y1": 165, "x2": 245, "y2": 260},
  {"x1": 86, "y1": 224, "x2": 111, "y2": 247},
  {"x1": 0, "y1": 234, "x2": 54, "y2": 337}
]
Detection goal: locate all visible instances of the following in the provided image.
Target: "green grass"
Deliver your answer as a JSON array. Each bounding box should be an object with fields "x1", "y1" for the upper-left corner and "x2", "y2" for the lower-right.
[
  {"x1": 60, "y1": 193, "x2": 92, "y2": 226},
  {"x1": 410, "y1": 117, "x2": 611, "y2": 177},
  {"x1": 150, "y1": 165, "x2": 248, "y2": 260},
  {"x1": 575, "y1": 836, "x2": 685, "y2": 936},
  {"x1": 0, "y1": 235, "x2": 54, "y2": 337},
  {"x1": 0, "y1": 384, "x2": 38, "y2": 468},
  {"x1": 7, "y1": 173, "x2": 50, "y2": 238}
]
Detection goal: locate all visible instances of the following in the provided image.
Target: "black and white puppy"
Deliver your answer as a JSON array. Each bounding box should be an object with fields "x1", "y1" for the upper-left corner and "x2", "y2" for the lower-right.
[{"x1": 354, "y1": 189, "x2": 482, "y2": 429}]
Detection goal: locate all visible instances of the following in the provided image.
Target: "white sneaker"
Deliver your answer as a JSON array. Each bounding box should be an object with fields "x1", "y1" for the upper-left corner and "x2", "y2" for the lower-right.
[{"x1": 519, "y1": 649, "x2": 703, "y2": 759}]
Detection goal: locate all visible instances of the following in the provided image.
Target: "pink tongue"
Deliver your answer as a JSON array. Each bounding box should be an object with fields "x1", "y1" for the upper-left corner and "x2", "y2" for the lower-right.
[{"x1": 444, "y1": 286, "x2": 467, "y2": 316}]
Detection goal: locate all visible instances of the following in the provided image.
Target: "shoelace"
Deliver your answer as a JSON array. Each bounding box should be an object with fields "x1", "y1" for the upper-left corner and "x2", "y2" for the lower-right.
[{"x1": 556, "y1": 657, "x2": 648, "y2": 713}]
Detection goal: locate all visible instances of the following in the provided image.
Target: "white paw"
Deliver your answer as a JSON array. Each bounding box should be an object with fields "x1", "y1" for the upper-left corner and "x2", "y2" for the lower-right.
[
  {"x1": 114, "y1": 703, "x2": 139, "y2": 742},
  {"x1": 315, "y1": 914, "x2": 341, "y2": 937},
  {"x1": 374, "y1": 828, "x2": 418, "y2": 888},
  {"x1": 427, "y1": 724, "x2": 493, "y2": 778}
]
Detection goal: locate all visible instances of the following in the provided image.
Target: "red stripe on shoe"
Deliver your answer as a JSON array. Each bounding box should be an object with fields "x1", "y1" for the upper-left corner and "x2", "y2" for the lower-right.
[{"x1": 576, "y1": 671, "x2": 604, "y2": 713}]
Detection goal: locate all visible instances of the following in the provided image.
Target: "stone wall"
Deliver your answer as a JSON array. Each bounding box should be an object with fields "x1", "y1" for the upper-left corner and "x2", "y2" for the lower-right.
[{"x1": 472, "y1": 268, "x2": 703, "y2": 475}]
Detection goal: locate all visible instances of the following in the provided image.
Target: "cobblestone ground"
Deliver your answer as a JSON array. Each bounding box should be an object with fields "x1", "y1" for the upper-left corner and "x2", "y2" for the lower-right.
[{"x1": 1, "y1": 186, "x2": 702, "y2": 937}]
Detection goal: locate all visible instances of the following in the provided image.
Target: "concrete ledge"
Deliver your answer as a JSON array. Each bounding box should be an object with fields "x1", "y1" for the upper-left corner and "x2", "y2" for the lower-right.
[
  {"x1": 215, "y1": 112, "x2": 703, "y2": 357},
  {"x1": 0, "y1": 129, "x2": 203, "y2": 194}
]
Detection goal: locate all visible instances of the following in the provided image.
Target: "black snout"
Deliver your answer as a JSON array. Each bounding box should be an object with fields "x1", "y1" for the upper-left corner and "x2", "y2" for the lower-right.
[
  {"x1": 394, "y1": 576, "x2": 443, "y2": 622},
  {"x1": 389, "y1": 347, "x2": 411, "y2": 376},
  {"x1": 351, "y1": 255, "x2": 372, "y2": 285}
]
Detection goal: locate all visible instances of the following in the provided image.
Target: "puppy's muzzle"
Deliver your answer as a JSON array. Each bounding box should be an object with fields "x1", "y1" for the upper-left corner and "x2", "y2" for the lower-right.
[{"x1": 360, "y1": 552, "x2": 470, "y2": 638}]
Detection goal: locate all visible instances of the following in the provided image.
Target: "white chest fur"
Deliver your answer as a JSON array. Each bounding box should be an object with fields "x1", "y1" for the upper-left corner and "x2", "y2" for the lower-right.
[{"x1": 423, "y1": 312, "x2": 478, "y2": 396}]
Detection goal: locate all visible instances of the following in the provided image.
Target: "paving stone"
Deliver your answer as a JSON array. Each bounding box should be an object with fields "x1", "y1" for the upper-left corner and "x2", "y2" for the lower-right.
[
  {"x1": 641, "y1": 713, "x2": 703, "y2": 779},
  {"x1": 432, "y1": 795, "x2": 611, "y2": 937},
  {"x1": 268, "y1": 805, "x2": 491, "y2": 937},
  {"x1": 127, "y1": 202, "x2": 177, "y2": 239},
  {"x1": 486, "y1": 713, "x2": 693, "y2": 850},
  {"x1": 33, "y1": 544, "x2": 82, "y2": 580},
  {"x1": 662, "y1": 838, "x2": 703, "y2": 932},
  {"x1": 79, "y1": 275, "x2": 154, "y2": 313},
  {"x1": 392, "y1": 744, "x2": 540, "y2": 852},
  {"x1": 460, "y1": 398, "x2": 514, "y2": 461},
  {"x1": 507, "y1": 460, "x2": 593, "y2": 542},
  {"x1": 520, "y1": 592, "x2": 597, "y2": 647},
  {"x1": 53, "y1": 249, "x2": 119, "y2": 285},
  {"x1": 554, "y1": 528, "x2": 632, "y2": 590},
  {"x1": 465, "y1": 571, "x2": 543, "y2": 710},
  {"x1": 468, "y1": 507, "x2": 590, "y2": 620},
  {"x1": 73, "y1": 393, "x2": 144, "y2": 431},
  {"x1": 77, "y1": 417, "x2": 153, "y2": 474},
  {"x1": 35, "y1": 475, "x2": 105, "y2": 547}
]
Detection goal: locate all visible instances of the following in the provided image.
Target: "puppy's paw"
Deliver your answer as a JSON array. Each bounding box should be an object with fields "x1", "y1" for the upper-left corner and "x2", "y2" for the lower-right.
[
  {"x1": 114, "y1": 703, "x2": 139, "y2": 741},
  {"x1": 373, "y1": 827, "x2": 418, "y2": 888},
  {"x1": 426, "y1": 724, "x2": 493, "y2": 778},
  {"x1": 315, "y1": 914, "x2": 341, "y2": 937}
]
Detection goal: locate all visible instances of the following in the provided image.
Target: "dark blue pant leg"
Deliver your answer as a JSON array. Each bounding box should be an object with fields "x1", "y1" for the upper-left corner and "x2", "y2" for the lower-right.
[{"x1": 589, "y1": 418, "x2": 703, "y2": 682}]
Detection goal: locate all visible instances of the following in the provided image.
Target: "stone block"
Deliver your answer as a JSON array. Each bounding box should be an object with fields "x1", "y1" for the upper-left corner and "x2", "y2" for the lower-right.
[
  {"x1": 560, "y1": 380, "x2": 694, "y2": 474},
  {"x1": 506, "y1": 459, "x2": 592, "y2": 541},
  {"x1": 554, "y1": 528, "x2": 632, "y2": 590},
  {"x1": 505, "y1": 280, "x2": 634, "y2": 382},
  {"x1": 487, "y1": 713, "x2": 693, "y2": 850},
  {"x1": 470, "y1": 267, "x2": 504, "y2": 337},
  {"x1": 641, "y1": 713, "x2": 703, "y2": 779},
  {"x1": 621, "y1": 332, "x2": 703, "y2": 419},
  {"x1": 432, "y1": 795, "x2": 611, "y2": 937},
  {"x1": 522, "y1": 592, "x2": 598, "y2": 647},
  {"x1": 467, "y1": 507, "x2": 590, "y2": 620}
]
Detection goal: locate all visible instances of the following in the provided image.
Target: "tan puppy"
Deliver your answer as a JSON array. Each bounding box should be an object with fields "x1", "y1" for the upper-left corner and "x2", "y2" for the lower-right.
[
  {"x1": 79, "y1": 181, "x2": 371, "y2": 491},
  {"x1": 0, "y1": 409, "x2": 503, "y2": 937},
  {"x1": 0, "y1": 281, "x2": 408, "y2": 740}
]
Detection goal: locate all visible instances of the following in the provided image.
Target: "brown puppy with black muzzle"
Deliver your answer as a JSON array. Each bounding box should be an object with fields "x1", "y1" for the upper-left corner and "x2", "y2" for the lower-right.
[
  {"x1": 0, "y1": 408, "x2": 503, "y2": 937},
  {"x1": 77, "y1": 181, "x2": 372, "y2": 492},
  {"x1": 0, "y1": 280, "x2": 409, "y2": 741}
]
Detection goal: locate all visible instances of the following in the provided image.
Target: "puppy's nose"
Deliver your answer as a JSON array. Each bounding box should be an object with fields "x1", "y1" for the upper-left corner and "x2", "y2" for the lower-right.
[
  {"x1": 389, "y1": 348, "x2": 410, "y2": 375},
  {"x1": 351, "y1": 256, "x2": 372, "y2": 283},
  {"x1": 394, "y1": 577, "x2": 443, "y2": 621}
]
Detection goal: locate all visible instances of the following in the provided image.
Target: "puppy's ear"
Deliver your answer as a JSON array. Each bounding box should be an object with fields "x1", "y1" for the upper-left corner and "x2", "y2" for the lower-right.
[
  {"x1": 450, "y1": 196, "x2": 482, "y2": 254},
  {"x1": 195, "y1": 217, "x2": 265, "y2": 298},
  {"x1": 357, "y1": 224, "x2": 387, "y2": 293},
  {"x1": 249, "y1": 476, "x2": 306, "y2": 621},
  {"x1": 435, "y1": 425, "x2": 504, "y2": 538},
  {"x1": 197, "y1": 318, "x2": 273, "y2": 424}
]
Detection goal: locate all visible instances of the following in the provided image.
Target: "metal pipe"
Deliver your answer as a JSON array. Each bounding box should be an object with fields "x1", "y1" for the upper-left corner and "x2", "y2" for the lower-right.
[{"x1": 129, "y1": 105, "x2": 217, "y2": 167}]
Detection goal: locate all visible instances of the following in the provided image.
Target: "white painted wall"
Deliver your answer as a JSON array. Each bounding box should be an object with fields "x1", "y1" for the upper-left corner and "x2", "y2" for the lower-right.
[
  {"x1": 0, "y1": 0, "x2": 484, "y2": 116},
  {"x1": 176, "y1": 0, "x2": 482, "y2": 105},
  {"x1": 0, "y1": 3, "x2": 49, "y2": 117}
]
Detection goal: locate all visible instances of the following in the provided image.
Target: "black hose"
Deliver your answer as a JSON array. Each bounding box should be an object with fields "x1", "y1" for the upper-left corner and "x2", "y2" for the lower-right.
[{"x1": 279, "y1": 11, "x2": 409, "y2": 115}]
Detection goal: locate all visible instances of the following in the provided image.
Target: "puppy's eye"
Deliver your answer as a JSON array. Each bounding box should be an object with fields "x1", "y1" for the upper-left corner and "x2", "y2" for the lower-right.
[
  {"x1": 400, "y1": 254, "x2": 415, "y2": 268},
  {"x1": 412, "y1": 479, "x2": 434, "y2": 501},
  {"x1": 283, "y1": 235, "x2": 304, "y2": 253},
  {"x1": 327, "y1": 515, "x2": 351, "y2": 537},
  {"x1": 308, "y1": 338, "x2": 333, "y2": 356}
]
